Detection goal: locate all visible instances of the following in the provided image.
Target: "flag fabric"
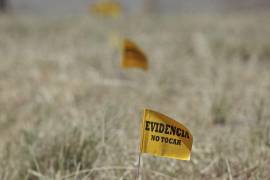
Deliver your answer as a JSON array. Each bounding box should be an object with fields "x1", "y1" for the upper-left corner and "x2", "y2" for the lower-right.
[
  {"x1": 122, "y1": 39, "x2": 148, "y2": 70},
  {"x1": 90, "y1": 1, "x2": 122, "y2": 17},
  {"x1": 140, "y1": 109, "x2": 193, "y2": 160}
]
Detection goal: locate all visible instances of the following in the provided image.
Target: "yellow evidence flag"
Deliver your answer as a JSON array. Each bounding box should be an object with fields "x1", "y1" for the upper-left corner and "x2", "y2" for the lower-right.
[
  {"x1": 140, "y1": 109, "x2": 193, "y2": 160},
  {"x1": 122, "y1": 39, "x2": 148, "y2": 70},
  {"x1": 90, "y1": 1, "x2": 122, "y2": 17}
]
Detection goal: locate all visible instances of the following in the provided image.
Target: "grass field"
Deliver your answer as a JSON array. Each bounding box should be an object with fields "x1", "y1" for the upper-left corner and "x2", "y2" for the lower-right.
[{"x1": 0, "y1": 13, "x2": 270, "y2": 180}]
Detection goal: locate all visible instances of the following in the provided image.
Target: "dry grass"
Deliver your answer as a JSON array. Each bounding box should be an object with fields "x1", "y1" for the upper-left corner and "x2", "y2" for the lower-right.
[{"x1": 0, "y1": 13, "x2": 270, "y2": 179}]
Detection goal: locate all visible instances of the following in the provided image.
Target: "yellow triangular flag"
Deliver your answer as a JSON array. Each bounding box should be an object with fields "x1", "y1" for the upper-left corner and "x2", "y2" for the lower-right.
[
  {"x1": 122, "y1": 39, "x2": 148, "y2": 70},
  {"x1": 90, "y1": 1, "x2": 122, "y2": 18},
  {"x1": 140, "y1": 109, "x2": 193, "y2": 160}
]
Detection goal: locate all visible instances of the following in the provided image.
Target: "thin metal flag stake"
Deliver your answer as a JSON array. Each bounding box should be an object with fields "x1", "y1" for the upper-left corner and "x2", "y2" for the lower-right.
[
  {"x1": 102, "y1": 113, "x2": 105, "y2": 145},
  {"x1": 136, "y1": 110, "x2": 144, "y2": 180},
  {"x1": 136, "y1": 152, "x2": 142, "y2": 180}
]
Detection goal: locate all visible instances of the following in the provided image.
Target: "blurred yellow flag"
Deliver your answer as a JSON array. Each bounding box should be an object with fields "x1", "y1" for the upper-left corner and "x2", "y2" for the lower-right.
[
  {"x1": 122, "y1": 39, "x2": 148, "y2": 70},
  {"x1": 90, "y1": 1, "x2": 122, "y2": 17},
  {"x1": 140, "y1": 109, "x2": 193, "y2": 160}
]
